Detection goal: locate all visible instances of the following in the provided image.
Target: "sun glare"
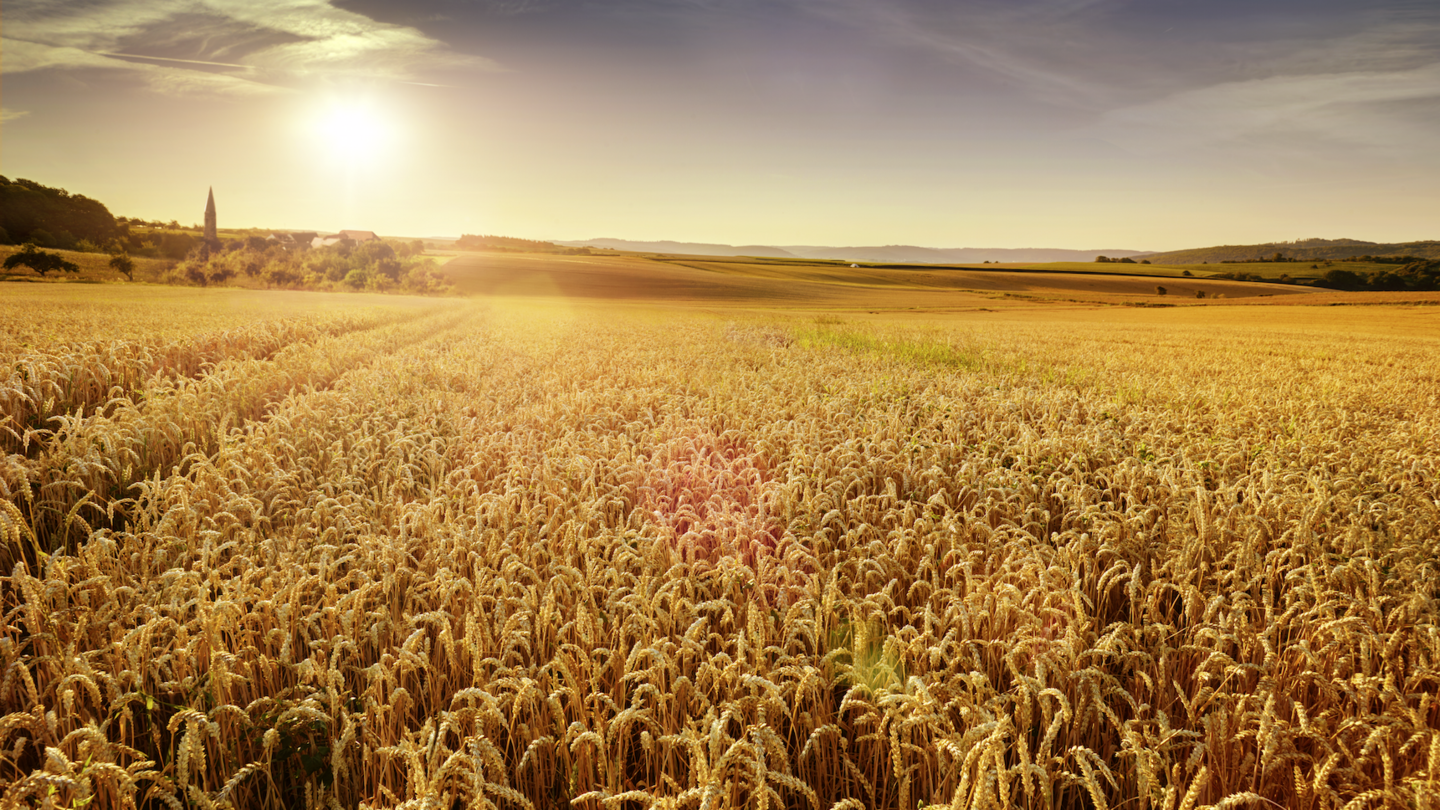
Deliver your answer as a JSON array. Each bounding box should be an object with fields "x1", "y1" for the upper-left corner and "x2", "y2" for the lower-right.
[{"x1": 313, "y1": 100, "x2": 392, "y2": 161}]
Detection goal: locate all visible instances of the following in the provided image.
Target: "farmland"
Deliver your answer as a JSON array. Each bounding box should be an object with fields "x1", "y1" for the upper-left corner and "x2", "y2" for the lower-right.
[
  {"x1": 436, "y1": 251, "x2": 1324, "y2": 306},
  {"x1": 2, "y1": 282, "x2": 1439, "y2": 809}
]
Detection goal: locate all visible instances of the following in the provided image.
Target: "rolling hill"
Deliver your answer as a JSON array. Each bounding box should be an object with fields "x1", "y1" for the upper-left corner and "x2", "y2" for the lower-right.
[{"x1": 1138, "y1": 238, "x2": 1440, "y2": 264}]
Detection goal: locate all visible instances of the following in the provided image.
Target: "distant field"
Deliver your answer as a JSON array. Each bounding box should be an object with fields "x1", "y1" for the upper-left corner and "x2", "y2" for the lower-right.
[
  {"x1": 1011, "y1": 259, "x2": 1398, "y2": 281},
  {"x1": 439, "y1": 250, "x2": 1320, "y2": 308},
  {"x1": 1164, "y1": 260, "x2": 1398, "y2": 280}
]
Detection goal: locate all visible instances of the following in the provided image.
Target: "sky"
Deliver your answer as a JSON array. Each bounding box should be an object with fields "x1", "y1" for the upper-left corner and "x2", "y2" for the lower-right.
[{"x1": 2, "y1": 0, "x2": 1438, "y2": 250}]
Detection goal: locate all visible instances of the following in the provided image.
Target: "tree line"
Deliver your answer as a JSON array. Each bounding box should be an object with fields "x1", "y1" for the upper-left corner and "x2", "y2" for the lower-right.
[
  {"x1": 455, "y1": 234, "x2": 592, "y2": 255},
  {"x1": 173, "y1": 236, "x2": 450, "y2": 293}
]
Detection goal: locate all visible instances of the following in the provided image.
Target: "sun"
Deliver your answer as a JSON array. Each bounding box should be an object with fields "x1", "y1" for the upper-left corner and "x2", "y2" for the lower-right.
[{"x1": 313, "y1": 100, "x2": 392, "y2": 161}]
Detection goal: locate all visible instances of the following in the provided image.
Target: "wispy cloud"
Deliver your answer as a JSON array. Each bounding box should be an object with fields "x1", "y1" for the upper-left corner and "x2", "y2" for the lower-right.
[
  {"x1": 2, "y1": 37, "x2": 283, "y2": 95},
  {"x1": 785, "y1": 0, "x2": 1139, "y2": 106},
  {"x1": 1087, "y1": 8, "x2": 1440, "y2": 157},
  {"x1": 1, "y1": 109, "x2": 31, "y2": 122},
  {"x1": 786, "y1": 1, "x2": 1438, "y2": 104},
  {"x1": 0, "y1": 0, "x2": 494, "y2": 96},
  {"x1": 1094, "y1": 61, "x2": 1440, "y2": 155}
]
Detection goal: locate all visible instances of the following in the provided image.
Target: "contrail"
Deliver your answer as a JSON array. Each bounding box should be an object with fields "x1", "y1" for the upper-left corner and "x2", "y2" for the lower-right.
[
  {"x1": 99, "y1": 52, "x2": 455, "y2": 87},
  {"x1": 97, "y1": 52, "x2": 252, "y2": 69}
]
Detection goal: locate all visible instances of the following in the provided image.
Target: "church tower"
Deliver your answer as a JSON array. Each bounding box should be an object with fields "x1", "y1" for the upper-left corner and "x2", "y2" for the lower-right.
[{"x1": 204, "y1": 187, "x2": 217, "y2": 241}]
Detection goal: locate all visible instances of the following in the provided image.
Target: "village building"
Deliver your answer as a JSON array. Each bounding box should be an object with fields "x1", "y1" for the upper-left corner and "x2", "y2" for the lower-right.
[
  {"x1": 312, "y1": 230, "x2": 380, "y2": 248},
  {"x1": 267, "y1": 232, "x2": 318, "y2": 249}
]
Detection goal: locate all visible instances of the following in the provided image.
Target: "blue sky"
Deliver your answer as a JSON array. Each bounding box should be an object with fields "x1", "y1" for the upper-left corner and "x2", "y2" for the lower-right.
[{"x1": 3, "y1": 0, "x2": 1437, "y2": 248}]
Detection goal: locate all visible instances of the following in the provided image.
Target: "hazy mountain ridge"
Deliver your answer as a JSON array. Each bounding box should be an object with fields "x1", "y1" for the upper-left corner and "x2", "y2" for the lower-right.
[
  {"x1": 557, "y1": 239, "x2": 1145, "y2": 263},
  {"x1": 782, "y1": 245, "x2": 1148, "y2": 264},
  {"x1": 555, "y1": 237, "x2": 1140, "y2": 263},
  {"x1": 1140, "y1": 238, "x2": 1440, "y2": 264},
  {"x1": 559, "y1": 239, "x2": 800, "y2": 258},
  {"x1": 559, "y1": 237, "x2": 1440, "y2": 265}
]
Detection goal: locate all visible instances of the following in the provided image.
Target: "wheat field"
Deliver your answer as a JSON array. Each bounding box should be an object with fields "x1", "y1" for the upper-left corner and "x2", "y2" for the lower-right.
[{"x1": 2, "y1": 288, "x2": 1438, "y2": 809}]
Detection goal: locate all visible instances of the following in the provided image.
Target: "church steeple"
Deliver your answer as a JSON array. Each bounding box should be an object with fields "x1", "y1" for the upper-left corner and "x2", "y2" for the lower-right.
[{"x1": 204, "y1": 187, "x2": 217, "y2": 241}]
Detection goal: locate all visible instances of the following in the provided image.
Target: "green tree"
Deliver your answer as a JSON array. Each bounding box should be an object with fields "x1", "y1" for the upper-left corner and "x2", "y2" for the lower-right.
[
  {"x1": 3, "y1": 243, "x2": 79, "y2": 277},
  {"x1": 0, "y1": 177, "x2": 122, "y2": 248},
  {"x1": 109, "y1": 252, "x2": 135, "y2": 281}
]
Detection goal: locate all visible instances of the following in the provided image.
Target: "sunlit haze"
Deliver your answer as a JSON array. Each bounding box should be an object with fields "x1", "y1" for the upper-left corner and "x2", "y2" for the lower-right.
[
  {"x1": 3, "y1": 0, "x2": 1438, "y2": 249},
  {"x1": 313, "y1": 99, "x2": 395, "y2": 163}
]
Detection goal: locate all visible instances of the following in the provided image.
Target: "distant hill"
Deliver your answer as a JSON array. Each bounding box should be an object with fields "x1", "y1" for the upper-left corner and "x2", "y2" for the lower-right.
[
  {"x1": 1141, "y1": 238, "x2": 1440, "y2": 264},
  {"x1": 557, "y1": 239, "x2": 1145, "y2": 263},
  {"x1": 780, "y1": 245, "x2": 1147, "y2": 264}
]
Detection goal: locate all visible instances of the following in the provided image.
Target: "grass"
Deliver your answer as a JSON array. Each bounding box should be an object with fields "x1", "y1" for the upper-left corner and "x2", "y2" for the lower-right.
[
  {"x1": 0, "y1": 244, "x2": 173, "y2": 283},
  {"x1": 2, "y1": 286, "x2": 1439, "y2": 809}
]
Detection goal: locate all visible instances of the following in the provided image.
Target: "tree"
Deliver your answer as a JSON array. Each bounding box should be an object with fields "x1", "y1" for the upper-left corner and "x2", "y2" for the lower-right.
[
  {"x1": 3, "y1": 243, "x2": 79, "y2": 277},
  {"x1": 1156, "y1": 286, "x2": 1167, "y2": 296},
  {"x1": 109, "y1": 252, "x2": 135, "y2": 281},
  {"x1": 0, "y1": 177, "x2": 122, "y2": 249}
]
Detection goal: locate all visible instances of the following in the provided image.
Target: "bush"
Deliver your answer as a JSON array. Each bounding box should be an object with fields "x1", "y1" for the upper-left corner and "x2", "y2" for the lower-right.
[{"x1": 1315, "y1": 269, "x2": 1367, "y2": 291}]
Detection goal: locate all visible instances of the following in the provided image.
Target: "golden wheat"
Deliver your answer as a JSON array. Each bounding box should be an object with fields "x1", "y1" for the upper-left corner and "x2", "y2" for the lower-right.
[{"x1": 1, "y1": 296, "x2": 1437, "y2": 809}]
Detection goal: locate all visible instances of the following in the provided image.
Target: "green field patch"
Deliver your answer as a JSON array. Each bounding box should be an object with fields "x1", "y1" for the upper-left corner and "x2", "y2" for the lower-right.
[
  {"x1": 792, "y1": 322, "x2": 989, "y2": 370},
  {"x1": 1015, "y1": 259, "x2": 1402, "y2": 283}
]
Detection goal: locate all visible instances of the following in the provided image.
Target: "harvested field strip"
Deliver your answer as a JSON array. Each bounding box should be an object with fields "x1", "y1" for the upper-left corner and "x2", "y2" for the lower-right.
[
  {"x1": 3, "y1": 306, "x2": 474, "y2": 553},
  {"x1": 0, "y1": 285, "x2": 452, "y2": 350},
  {"x1": 2, "y1": 303, "x2": 1438, "y2": 809},
  {"x1": 0, "y1": 307, "x2": 433, "y2": 457}
]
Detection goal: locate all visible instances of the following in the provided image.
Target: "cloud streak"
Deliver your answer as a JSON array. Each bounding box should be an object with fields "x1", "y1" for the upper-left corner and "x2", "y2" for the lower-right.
[
  {"x1": 0, "y1": 0, "x2": 493, "y2": 96},
  {"x1": 1094, "y1": 61, "x2": 1440, "y2": 155},
  {"x1": 1085, "y1": 9, "x2": 1440, "y2": 157}
]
